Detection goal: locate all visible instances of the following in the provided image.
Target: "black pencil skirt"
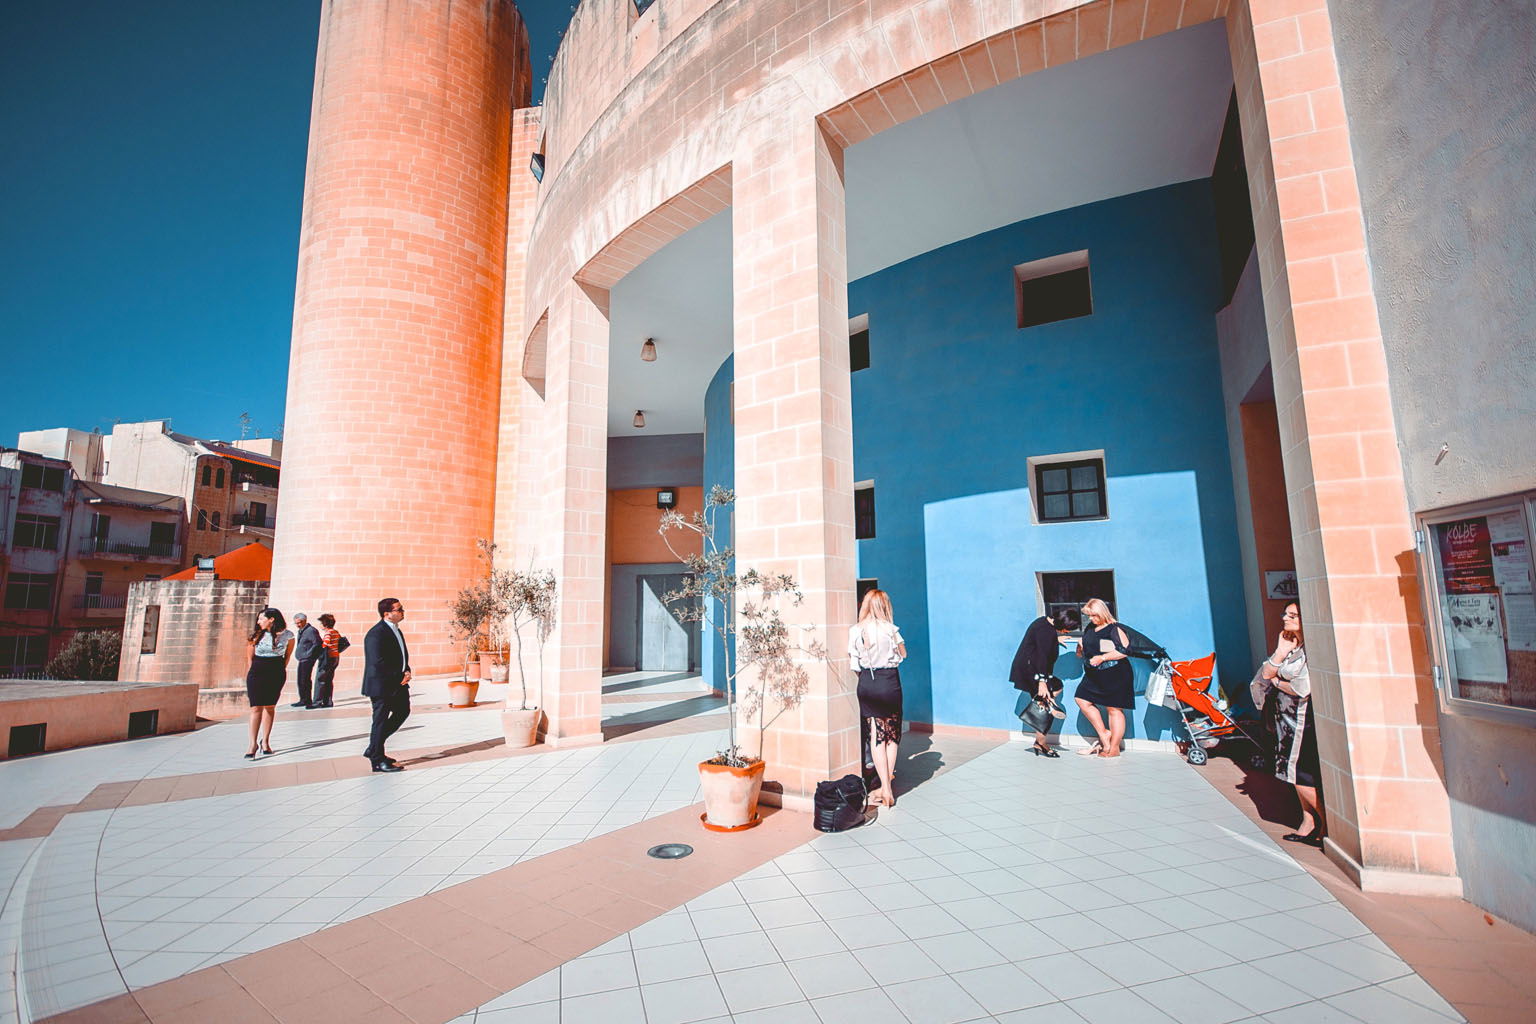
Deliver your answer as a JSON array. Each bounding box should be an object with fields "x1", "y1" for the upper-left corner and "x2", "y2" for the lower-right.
[{"x1": 245, "y1": 656, "x2": 287, "y2": 707}]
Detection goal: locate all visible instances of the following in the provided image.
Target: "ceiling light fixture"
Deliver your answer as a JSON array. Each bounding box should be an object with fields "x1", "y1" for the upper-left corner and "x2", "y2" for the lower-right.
[
  {"x1": 641, "y1": 337, "x2": 657, "y2": 362},
  {"x1": 633, "y1": 410, "x2": 646, "y2": 429}
]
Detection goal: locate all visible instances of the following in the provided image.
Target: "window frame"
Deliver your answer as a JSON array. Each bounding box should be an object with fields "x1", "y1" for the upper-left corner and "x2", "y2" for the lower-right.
[
  {"x1": 1014, "y1": 249, "x2": 1093, "y2": 330},
  {"x1": 849, "y1": 313, "x2": 870, "y2": 373},
  {"x1": 1416, "y1": 490, "x2": 1536, "y2": 728},
  {"x1": 1038, "y1": 570, "x2": 1117, "y2": 631},
  {"x1": 1029, "y1": 451, "x2": 1109, "y2": 524},
  {"x1": 14, "y1": 513, "x2": 61, "y2": 551},
  {"x1": 4, "y1": 573, "x2": 55, "y2": 612},
  {"x1": 854, "y1": 482, "x2": 877, "y2": 540}
]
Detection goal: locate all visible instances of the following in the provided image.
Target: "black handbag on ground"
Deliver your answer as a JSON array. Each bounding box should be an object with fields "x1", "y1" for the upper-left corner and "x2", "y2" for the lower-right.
[{"x1": 814, "y1": 774, "x2": 868, "y2": 832}]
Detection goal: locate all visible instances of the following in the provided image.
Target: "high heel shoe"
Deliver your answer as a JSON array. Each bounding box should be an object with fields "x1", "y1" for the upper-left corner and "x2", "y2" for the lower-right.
[
  {"x1": 243, "y1": 748, "x2": 257, "y2": 760},
  {"x1": 1031, "y1": 743, "x2": 1060, "y2": 759},
  {"x1": 260, "y1": 744, "x2": 274, "y2": 756}
]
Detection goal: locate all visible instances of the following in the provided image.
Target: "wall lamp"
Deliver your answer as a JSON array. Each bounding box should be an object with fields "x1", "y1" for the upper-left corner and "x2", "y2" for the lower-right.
[
  {"x1": 641, "y1": 337, "x2": 657, "y2": 362},
  {"x1": 633, "y1": 410, "x2": 646, "y2": 429}
]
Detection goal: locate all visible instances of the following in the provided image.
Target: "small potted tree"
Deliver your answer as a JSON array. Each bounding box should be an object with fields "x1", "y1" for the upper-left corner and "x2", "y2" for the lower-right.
[
  {"x1": 446, "y1": 540, "x2": 502, "y2": 707},
  {"x1": 502, "y1": 567, "x2": 557, "y2": 747},
  {"x1": 660, "y1": 486, "x2": 814, "y2": 831}
]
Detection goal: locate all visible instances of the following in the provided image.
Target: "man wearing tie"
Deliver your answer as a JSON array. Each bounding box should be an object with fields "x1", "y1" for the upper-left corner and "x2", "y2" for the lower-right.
[{"x1": 362, "y1": 597, "x2": 411, "y2": 772}]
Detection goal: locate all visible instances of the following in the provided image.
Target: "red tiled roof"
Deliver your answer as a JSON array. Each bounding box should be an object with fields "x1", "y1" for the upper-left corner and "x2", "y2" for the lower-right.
[{"x1": 165, "y1": 542, "x2": 273, "y2": 581}]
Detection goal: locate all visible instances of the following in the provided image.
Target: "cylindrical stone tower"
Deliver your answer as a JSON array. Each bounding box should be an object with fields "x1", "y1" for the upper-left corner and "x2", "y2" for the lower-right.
[{"x1": 271, "y1": 0, "x2": 531, "y2": 674}]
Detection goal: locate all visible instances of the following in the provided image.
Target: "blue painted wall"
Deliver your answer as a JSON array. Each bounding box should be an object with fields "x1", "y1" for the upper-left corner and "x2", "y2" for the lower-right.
[{"x1": 705, "y1": 182, "x2": 1252, "y2": 740}]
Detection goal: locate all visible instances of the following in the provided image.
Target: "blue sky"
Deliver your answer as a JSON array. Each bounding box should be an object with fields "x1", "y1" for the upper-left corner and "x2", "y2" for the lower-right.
[{"x1": 1, "y1": 0, "x2": 571, "y2": 449}]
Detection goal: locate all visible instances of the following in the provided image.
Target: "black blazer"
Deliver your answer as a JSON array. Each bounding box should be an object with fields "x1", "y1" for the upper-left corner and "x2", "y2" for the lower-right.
[
  {"x1": 1009, "y1": 616, "x2": 1062, "y2": 691},
  {"x1": 294, "y1": 624, "x2": 323, "y2": 660},
  {"x1": 362, "y1": 619, "x2": 410, "y2": 697}
]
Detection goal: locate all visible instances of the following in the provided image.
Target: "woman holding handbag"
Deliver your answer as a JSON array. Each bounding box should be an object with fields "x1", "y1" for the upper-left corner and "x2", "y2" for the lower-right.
[
  {"x1": 1257, "y1": 602, "x2": 1323, "y2": 847},
  {"x1": 1010, "y1": 608, "x2": 1079, "y2": 756}
]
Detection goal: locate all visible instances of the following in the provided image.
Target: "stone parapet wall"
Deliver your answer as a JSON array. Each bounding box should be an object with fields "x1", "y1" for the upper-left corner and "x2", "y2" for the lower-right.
[{"x1": 118, "y1": 579, "x2": 271, "y2": 691}]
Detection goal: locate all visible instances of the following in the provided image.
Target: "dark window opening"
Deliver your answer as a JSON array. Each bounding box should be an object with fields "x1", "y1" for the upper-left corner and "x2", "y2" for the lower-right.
[
  {"x1": 1016, "y1": 251, "x2": 1092, "y2": 329},
  {"x1": 20, "y1": 464, "x2": 65, "y2": 492},
  {"x1": 1034, "y1": 458, "x2": 1107, "y2": 522},
  {"x1": 211, "y1": 511, "x2": 221, "y2": 531},
  {"x1": 635, "y1": 0, "x2": 658, "y2": 14},
  {"x1": 149, "y1": 522, "x2": 176, "y2": 554},
  {"x1": 1212, "y1": 90, "x2": 1256, "y2": 307},
  {"x1": 201, "y1": 465, "x2": 211, "y2": 486},
  {"x1": 4, "y1": 573, "x2": 55, "y2": 611},
  {"x1": 84, "y1": 572, "x2": 104, "y2": 608},
  {"x1": 854, "y1": 485, "x2": 876, "y2": 540},
  {"x1": 196, "y1": 509, "x2": 208, "y2": 531},
  {"x1": 1040, "y1": 570, "x2": 1116, "y2": 628},
  {"x1": 856, "y1": 578, "x2": 879, "y2": 610},
  {"x1": 127, "y1": 710, "x2": 159, "y2": 739},
  {"x1": 849, "y1": 315, "x2": 870, "y2": 372},
  {"x1": 141, "y1": 605, "x2": 161, "y2": 654},
  {"x1": 0, "y1": 636, "x2": 49, "y2": 674},
  {"x1": 14, "y1": 514, "x2": 61, "y2": 551},
  {"x1": 215, "y1": 468, "x2": 225, "y2": 488},
  {"x1": 8, "y1": 723, "x2": 47, "y2": 757}
]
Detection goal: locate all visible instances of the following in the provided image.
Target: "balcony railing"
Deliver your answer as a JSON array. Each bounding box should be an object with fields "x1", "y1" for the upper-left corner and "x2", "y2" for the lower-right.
[
  {"x1": 77, "y1": 539, "x2": 183, "y2": 561},
  {"x1": 75, "y1": 593, "x2": 128, "y2": 610},
  {"x1": 232, "y1": 512, "x2": 275, "y2": 529}
]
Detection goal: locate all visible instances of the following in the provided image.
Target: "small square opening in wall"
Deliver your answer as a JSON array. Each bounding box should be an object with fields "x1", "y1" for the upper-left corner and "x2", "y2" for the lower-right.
[
  {"x1": 128, "y1": 709, "x2": 159, "y2": 739},
  {"x1": 1015, "y1": 250, "x2": 1092, "y2": 329},
  {"x1": 9, "y1": 723, "x2": 46, "y2": 757},
  {"x1": 854, "y1": 483, "x2": 876, "y2": 540},
  {"x1": 849, "y1": 313, "x2": 870, "y2": 372},
  {"x1": 1029, "y1": 451, "x2": 1108, "y2": 523},
  {"x1": 1040, "y1": 571, "x2": 1116, "y2": 627},
  {"x1": 856, "y1": 578, "x2": 879, "y2": 609}
]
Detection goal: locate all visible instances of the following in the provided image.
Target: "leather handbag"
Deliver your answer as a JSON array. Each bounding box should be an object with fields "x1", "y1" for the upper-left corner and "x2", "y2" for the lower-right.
[
  {"x1": 814, "y1": 774, "x2": 868, "y2": 832},
  {"x1": 1018, "y1": 676, "x2": 1065, "y2": 732}
]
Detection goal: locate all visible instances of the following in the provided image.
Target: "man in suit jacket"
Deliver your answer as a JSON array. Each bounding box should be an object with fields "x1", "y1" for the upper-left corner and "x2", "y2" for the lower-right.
[
  {"x1": 291, "y1": 614, "x2": 323, "y2": 709},
  {"x1": 362, "y1": 597, "x2": 412, "y2": 772}
]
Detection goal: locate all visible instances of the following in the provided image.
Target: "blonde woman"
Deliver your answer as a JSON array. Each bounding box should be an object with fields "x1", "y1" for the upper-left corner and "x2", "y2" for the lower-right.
[
  {"x1": 1261, "y1": 602, "x2": 1322, "y2": 847},
  {"x1": 1074, "y1": 598, "x2": 1134, "y2": 758},
  {"x1": 849, "y1": 589, "x2": 906, "y2": 807}
]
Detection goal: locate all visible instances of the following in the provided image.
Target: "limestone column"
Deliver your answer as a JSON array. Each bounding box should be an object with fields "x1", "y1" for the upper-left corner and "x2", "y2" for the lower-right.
[
  {"x1": 730, "y1": 120, "x2": 860, "y2": 806},
  {"x1": 1229, "y1": 0, "x2": 1457, "y2": 891},
  {"x1": 522, "y1": 277, "x2": 609, "y2": 747},
  {"x1": 271, "y1": 0, "x2": 528, "y2": 673}
]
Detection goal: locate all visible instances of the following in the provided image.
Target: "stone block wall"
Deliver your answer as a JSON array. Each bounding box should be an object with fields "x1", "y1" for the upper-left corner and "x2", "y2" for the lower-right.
[{"x1": 118, "y1": 579, "x2": 271, "y2": 691}]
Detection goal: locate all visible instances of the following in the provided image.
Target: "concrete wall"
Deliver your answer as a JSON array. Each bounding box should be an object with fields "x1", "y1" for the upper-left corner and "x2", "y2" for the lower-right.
[
  {"x1": 0, "y1": 682, "x2": 199, "y2": 758},
  {"x1": 1329, "y1": 0, "x2": 1536, "y2": 928},
  {"x1": 118, "y1": 579, "x2": 271, "y2": 693},
  {"x1": 608, "y1": 561, "x2": 692, "y2": 671},
  {"x1": 705, "y1": 183, "x2": 1251, "y2": 737},
  {"x1": 607, "y1": 434, "x2": 703, "y2": 490}
]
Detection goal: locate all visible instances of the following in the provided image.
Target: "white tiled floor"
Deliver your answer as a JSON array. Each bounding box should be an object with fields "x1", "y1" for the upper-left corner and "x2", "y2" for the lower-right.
[
  {"x1": 453, "y1": 744, "x2": 1465, "y2": 1024},
  {"x1": 10, "y1": 725, "x2": 726, "y2": 1018}
]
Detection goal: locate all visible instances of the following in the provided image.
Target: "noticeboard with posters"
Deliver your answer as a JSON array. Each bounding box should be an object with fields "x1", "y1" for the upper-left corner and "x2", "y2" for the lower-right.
[{"x1": 1418, "y1": 491, "x2": 1536, "y2": 722}]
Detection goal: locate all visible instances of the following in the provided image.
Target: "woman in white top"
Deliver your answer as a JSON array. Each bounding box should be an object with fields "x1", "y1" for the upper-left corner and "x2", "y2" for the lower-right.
[
  {"x1": 244, "y1": 608, "x2": 294, "y2": 759},
  {"x1": 848, "y1": 589, "x2": 906, "y2": 808},
  {"x1": 1260, "y1": 601, "x2": 1322, "y2": 847}
]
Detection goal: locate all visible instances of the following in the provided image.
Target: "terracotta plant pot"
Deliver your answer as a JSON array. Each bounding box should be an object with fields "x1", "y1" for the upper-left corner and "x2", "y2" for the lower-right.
[
  {"x1": 503, "y1": 706, "x2": 541, "y2": 748},
  {"x1": 488, "y1": 663, "x2": 509, "y2": 684},
  {"x1": 477, "y1": 652, "x2": 498, "y2": 680},
  {"x1": 699, "y1": 758, "x2": 766, "y2": 831},
  {"x1": 447, "y1": 679, "x2": 479, "y2": 708}
]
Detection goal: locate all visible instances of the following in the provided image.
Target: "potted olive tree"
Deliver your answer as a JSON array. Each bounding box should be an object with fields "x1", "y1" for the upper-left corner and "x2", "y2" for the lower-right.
[
  {"x1": 501, "y1": 566, "x2": 557, "y2": 748},
  {"x1": 447, "y1": 540, "x2": 507, "y2": 707},
  {"x1": 660, "y1": 486, "x2": 814, "y2": 831}
]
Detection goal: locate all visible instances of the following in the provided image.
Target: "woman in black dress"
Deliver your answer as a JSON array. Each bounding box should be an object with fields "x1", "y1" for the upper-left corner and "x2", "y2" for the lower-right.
[
  {"x1": 1259, "y1": 602, "x2": 1323, "y2": 846},
  {"x1": 848, "y1": 589, "x2": 906, "y2": 807},
  {"x1": 1009, "y1": 608, "x2": 1079, "y2": 756},
  {"x1": 1074, "y1": 598, "x2": 1134, "y2": 758},
  {"x1": 245, "y1": 608, "x2": 294, "y2": 759}
]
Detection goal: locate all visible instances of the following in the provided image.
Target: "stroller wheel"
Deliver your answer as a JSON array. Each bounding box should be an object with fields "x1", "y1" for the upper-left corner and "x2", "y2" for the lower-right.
[{"x1": 1186, "y1": 746, "x2": 1209, "y2": 766}]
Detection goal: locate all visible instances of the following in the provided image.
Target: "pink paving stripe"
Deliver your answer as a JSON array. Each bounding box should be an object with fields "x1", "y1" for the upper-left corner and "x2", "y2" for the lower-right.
[{"x1": 40, "y1": 801, "x2": 815, "y2": 1024}]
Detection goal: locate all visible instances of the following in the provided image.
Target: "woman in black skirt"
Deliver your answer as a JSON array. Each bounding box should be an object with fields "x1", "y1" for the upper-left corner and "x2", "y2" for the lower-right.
[
  {"x1": 848, "y1": 589, "x2": 906, "y2": 807},
  {"x1": 1074, "y1": 598, "x2": 1135, "y2": 758},
  {"x1": 245, "y1": 608, "x2": 294, "y2": 759},
  {"x1": 1261, "y1": 602, "x2": 1323, "y2": 847}
]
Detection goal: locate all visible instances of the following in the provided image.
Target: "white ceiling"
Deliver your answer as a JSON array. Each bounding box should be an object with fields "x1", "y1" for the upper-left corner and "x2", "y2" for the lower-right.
[{"x1": 606, "y1": 21, "x2": 1234, "y2": 436}]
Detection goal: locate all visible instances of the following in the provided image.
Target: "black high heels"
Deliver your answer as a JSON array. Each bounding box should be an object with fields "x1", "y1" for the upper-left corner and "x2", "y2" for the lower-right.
[{"x1": 1031, "y1": 743, "x2": 1060, "y2": 759}]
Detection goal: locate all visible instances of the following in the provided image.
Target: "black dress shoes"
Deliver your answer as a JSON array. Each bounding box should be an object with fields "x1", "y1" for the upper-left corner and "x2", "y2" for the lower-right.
[
  {"x1": 372, "y1": 762, "x2": 404, "y2": 773},
  {"x1": 290, "y1": 701, "x2": 309, "y2": 708}
]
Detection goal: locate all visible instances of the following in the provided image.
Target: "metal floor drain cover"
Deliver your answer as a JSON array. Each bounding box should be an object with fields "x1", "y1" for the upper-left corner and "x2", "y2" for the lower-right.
[{"x1": 647, "y1": 843, "x2": 694, "y2": 860}]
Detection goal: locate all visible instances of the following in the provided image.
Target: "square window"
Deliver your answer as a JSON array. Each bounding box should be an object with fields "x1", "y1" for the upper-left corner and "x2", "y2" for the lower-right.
[
  {"x1": 1015, "y1": 250, "x2": 1092, "y2": 329},
  {"x1": 1040, "y1": 570, "x2": 1116, "y2": 627},
  {"x1": 128, "y1": 710, "x2": 159, "y2": 739},
  {"x1": 1032, "y1": 454, "x2": 1108, "y2": 523},
  {"x1": 14, "y1": 514, "x2": 60, "y2": 550},
  {"x1": 8, "y1": 723, "x2": 46, "y2": 757},
  {"x1": 854, "y1": 484, "x2": 876, "y2": 540},
  {"x1": 849, "y1": 313, "x2": 870, "y2": 373},
  {"x1": 4, "y1": 574, "x2": 55, "y2": 612},
  {"x1": 856, "y1": 578, "x2": 879, "y2": 609}
]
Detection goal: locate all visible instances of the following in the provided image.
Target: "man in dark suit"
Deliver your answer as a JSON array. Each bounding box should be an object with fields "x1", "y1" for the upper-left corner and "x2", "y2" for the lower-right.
[
  {"x1": 362, "y1": 597, "x2": 412, "y2": 772},
  {"x1": 290, "y1": 613, "x2": 323, "y2": 709}
]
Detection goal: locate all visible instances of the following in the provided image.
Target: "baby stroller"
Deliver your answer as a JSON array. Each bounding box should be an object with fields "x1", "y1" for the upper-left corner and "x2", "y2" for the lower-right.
[{"x1": 1147, "y1": 653, "x2": 1261, "y2": 765}]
